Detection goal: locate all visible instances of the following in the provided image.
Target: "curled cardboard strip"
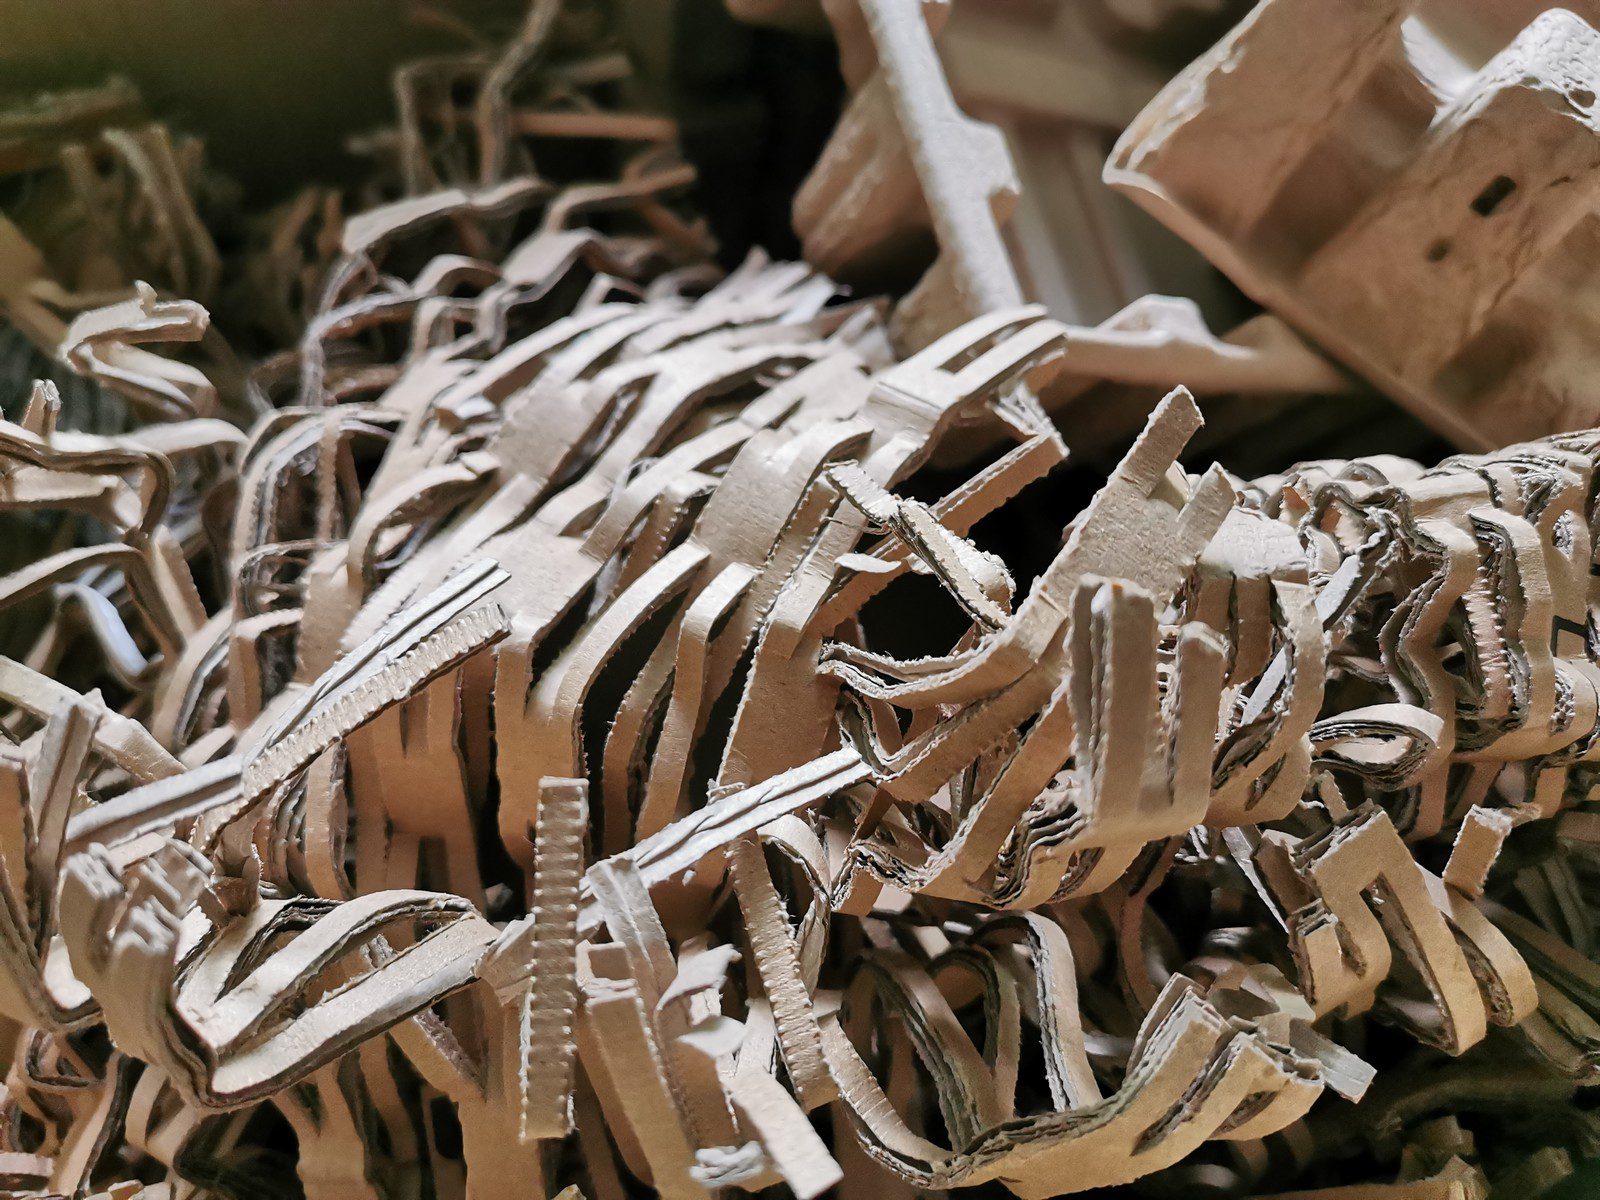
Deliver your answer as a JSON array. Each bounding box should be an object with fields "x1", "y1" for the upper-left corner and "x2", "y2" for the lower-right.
[
  {"x1": 2, "y1": 229, "x2": 1596, "y2": 1193},
  {"x1": 0, "y1": 4, "x2": 1599, "y2": 1199}
]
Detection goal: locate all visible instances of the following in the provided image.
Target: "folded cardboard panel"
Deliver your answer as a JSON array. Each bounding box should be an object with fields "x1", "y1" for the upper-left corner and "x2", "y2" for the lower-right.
[{"x1": 1109, "y1": 0, "x2": 1600, "y2": 447}]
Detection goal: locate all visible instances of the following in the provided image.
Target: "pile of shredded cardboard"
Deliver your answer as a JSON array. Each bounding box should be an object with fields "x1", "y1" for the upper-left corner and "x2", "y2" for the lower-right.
[{"x1": 1, "y1": 2, "x2": 1599, "y2": 1199}]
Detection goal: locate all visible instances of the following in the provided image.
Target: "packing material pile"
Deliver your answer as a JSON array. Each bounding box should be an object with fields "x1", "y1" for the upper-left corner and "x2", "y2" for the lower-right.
[{"x1": 1, "y1": 1, "x2": 1599, "y2": 1198}]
